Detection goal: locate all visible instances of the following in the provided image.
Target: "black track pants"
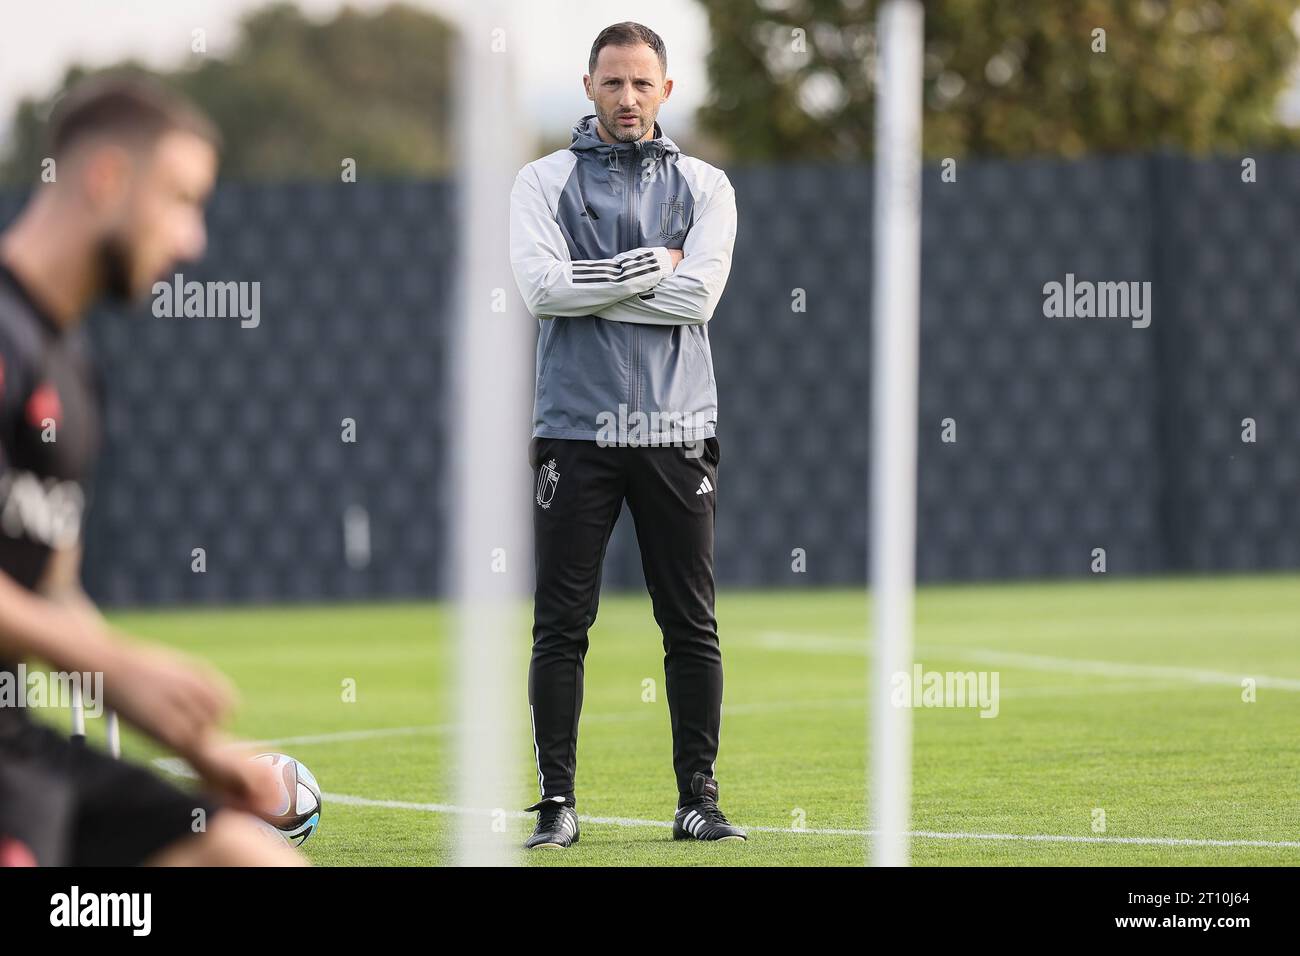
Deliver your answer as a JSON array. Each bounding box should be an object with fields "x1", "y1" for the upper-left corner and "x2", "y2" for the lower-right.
[{"x1": 528, "y1": 435, "x2": 723, "y2": 804}]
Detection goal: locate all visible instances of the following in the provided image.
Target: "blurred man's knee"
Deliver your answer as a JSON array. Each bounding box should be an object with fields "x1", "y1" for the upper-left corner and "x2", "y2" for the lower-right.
[{"x1": 148, "y1": 812, "x2": 308, "y2": 867}]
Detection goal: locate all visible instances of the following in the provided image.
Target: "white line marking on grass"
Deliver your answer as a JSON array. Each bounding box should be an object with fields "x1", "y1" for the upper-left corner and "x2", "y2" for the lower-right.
[
  {"x1": 151, "y1": 681, "x2": 1184, "y2": 762},
  {"x1": 754, "y1": 631, "x2": 1300, "y2": 691},
  {"x1": 150, "y1": 761, "x2": 1300, "y2": 850},
  {"x1": 995, "y1": 680, "x2": 1187, "y2": 698},
  {"x1": 317, "y1": 792, "x2": 1300, "y2": 849},
  {"x1": 250, "y1": 724, "x2": 455, "y2": 748},
  {"x1": 926, "y1": 645, "x2": 1300, "y2": 692},
  {"x1": 226, "y1": 702, "x2": 862, "y2": 752},
  {"x1": 153, "y1": 757, "x2": 197, "y2": 778}
]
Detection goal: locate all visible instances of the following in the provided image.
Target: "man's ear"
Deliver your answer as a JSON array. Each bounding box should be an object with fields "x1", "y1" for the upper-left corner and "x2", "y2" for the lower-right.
[
  {"x1": 661, "y1": 77, "x2": 674, "y2": 103},
  {"x1": 583, "y1": 74, "x2": 594, "y2": 102},
  {"x1": 80, "y1": 143, "x2": 132, "y2": 213}
]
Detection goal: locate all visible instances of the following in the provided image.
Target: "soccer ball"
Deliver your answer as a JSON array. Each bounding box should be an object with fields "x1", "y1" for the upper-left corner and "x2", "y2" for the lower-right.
[{"x1": 251, "y1": 753, "x2": 321, "y2": 846}]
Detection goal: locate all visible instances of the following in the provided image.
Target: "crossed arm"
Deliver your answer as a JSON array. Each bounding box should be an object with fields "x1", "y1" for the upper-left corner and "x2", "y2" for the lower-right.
[{"x1": 509, "y1": 164, "x2": 737, "y2": 327}]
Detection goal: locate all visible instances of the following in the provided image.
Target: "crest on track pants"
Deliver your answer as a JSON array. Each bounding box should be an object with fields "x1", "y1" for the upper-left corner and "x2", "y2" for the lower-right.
[{"x1": 536, "y1": 458, "x2": 560, "y2": 509}]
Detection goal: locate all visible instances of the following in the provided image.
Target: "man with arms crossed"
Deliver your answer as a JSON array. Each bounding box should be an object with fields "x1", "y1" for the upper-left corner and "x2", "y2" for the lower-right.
[
  {"x1": 510, "y1": 22, "x2": 743, "y2": 849},
  {"x1": 0, "y1": 75, "x2": 301, "y2": 866}
]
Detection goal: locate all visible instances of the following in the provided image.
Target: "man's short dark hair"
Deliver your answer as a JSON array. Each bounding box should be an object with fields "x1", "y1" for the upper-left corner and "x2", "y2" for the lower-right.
[
  {"x1": 48, "y1": 73, "x2": 222, "y2": 159},
  {"x1": 588, "y1": 22, "x2": 667, "y2": 78}
]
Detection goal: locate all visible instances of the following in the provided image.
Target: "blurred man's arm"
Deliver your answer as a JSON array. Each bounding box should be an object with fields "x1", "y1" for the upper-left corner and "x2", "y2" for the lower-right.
[
  {"x1": 0, "y1": 560, "x2": 230, "y2": 755},
  {"x1": 593, "y1": 170, "x2": 737, "y2": 327},
  {"x1": 0, "y1": 563, "x2": 118, "y2": 681},
  {"x1": 510, "y1": 164, "x2": 675, "y2": 318},
  {"x1": 36, "y1": 546, "x2": 279, "y2": 813},
  {"x1": 37, "y1": 544, "x2": 104, "y2": 623}
]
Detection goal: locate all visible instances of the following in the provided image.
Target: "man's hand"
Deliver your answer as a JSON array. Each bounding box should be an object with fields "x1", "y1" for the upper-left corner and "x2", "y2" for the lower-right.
[
  {"x1": 99, "y1": 641, "x2": 236, "y2": 754},
  {"x1": 668, "y1": 248, "x2": 684, "y2": 269},
  {"x1": 185, "y1": 738, "x2": 282, "y2": 817}
]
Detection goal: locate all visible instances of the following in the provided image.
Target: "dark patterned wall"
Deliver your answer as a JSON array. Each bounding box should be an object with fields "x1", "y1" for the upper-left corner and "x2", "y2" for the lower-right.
[
  {"x1": 1, "y1": 181, "x2": 452, "y2": 605},
  {"x1": 1, "y1": 153, "x2": 1294, "y2": 605}
]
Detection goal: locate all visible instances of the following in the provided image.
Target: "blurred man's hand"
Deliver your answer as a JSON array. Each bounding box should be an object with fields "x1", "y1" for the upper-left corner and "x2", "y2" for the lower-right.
[
  {"x1": 100, "y1": 642, "x2": 236, "y2": 753},
  {"x1": 185, "y1": 739, "x2": 281, "y2": 816}
]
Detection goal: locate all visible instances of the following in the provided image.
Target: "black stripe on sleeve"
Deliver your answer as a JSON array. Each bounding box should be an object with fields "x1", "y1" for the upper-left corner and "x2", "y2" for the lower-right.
[
  {"x1": 571, "y1": 250, "x2": 656, "y2": 274},
  {"x1": 571, "y1": 264, "x2": 661, "y2": 285}
]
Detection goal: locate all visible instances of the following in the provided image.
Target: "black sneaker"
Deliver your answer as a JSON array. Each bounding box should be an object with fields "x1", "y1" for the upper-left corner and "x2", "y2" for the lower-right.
[
  {"x1": 524, "y1": 796, "x2": 580, "y2": 849},
  {"x1": 673, "y1": 772, "x2": 747, "y2": 842}
]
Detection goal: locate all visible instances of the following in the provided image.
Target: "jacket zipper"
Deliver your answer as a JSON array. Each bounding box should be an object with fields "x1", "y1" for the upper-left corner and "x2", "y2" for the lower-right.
[{"x1": 628, "y1": 143, "x2": 641, "y2": 419}]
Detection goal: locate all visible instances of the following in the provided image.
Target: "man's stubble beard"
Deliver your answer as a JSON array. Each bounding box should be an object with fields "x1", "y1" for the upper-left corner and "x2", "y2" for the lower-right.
[
  {"x1": 597, "y1": 102, "x2": 659, "y2": 143},
  {"x1": 96, "y1": 233, "x2": 137, "y2": 304}
]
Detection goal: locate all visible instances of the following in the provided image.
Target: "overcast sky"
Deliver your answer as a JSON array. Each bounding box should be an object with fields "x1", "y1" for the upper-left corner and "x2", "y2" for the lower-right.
[
  {"x1": 8, "y1": 1, "x2": 1300, "y2": 148},
  {"x1": 0, "y1": 0, "x2": 712, "y2": 143}
]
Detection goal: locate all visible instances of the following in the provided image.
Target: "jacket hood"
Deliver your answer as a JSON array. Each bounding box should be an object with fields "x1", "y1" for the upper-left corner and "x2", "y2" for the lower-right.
[{"x1": 569, "y1": 114, "x2": 679, "y2": 172}]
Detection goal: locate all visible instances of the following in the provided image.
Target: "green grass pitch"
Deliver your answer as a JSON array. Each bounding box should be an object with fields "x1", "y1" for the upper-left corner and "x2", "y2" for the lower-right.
[{"x1": 71, "y1": 574, "x2": 1300, "y2": 865}]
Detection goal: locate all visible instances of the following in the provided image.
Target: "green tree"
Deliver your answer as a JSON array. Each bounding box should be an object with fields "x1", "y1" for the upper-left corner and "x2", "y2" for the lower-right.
[
  {"x1": 696, "y1": 0, "x2": 1300, "y2": 161},
  {"x1": 1, "y1": 2, "x2": 456, "y2": 183}
]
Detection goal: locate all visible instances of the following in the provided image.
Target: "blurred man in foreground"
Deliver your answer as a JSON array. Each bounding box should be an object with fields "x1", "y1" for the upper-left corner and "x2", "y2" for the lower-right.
[{"x1": 0, "y1": 74, "x2": 302, "y2": 866}]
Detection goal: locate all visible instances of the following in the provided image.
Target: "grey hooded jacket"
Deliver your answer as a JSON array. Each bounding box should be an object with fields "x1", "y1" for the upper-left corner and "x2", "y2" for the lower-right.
[{"x1": 509, "y1": 115, "x2": 737, "y2": 444}]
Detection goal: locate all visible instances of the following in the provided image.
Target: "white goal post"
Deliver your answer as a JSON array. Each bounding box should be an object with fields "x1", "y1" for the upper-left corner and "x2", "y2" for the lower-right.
[{"x1": 868, "y1": 0, "x2": 924, "y2": 868}]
